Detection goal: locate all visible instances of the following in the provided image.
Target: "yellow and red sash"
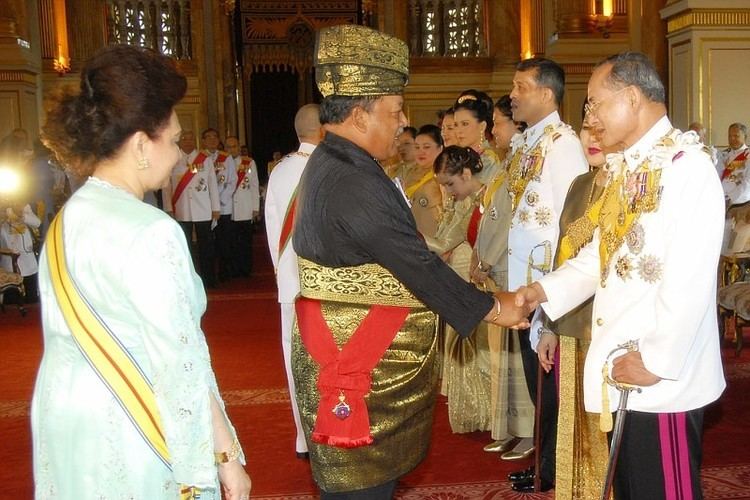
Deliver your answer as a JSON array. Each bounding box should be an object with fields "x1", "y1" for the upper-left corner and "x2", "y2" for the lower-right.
[
  {"x1": 722, "y1": 149, "x2": 749, "y2": 180},
  {"x1": 278, "y1": 187, "x2": 298, "y2": 261},
  {"x1": 46, "y1": 212, "x2": 171, "y2": 465},
  {"x1": 46, "y1": 211, "x2": 203, "y2": 499},
  {"x1": 172, "y1": 152, "x2": 207, "y2": 208}
]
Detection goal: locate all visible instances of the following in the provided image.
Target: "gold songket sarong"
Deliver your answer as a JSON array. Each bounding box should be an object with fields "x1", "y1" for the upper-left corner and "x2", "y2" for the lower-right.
[
  {"x1": 292, "y1": 258, "x2": 438, "y2": 493},
  {"x1": 553, "y1": 171, "x2": 611, "y2": 499}
]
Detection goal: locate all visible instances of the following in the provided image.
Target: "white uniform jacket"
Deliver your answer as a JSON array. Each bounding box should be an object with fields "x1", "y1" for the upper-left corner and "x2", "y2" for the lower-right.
[
  {"x1": 162, "y1": 149, "x2": 220, "y2": 222},
  {"x1": 719, "y1": 144, "x2": 750, "y2": 204},
  {"x1": 265, "y1": 143, "x2": 315, "y2": 303},
  {"x1": 0, "y1": 204, "x2": 41, "y2": 277},
  {"x1": 507, "y1": 112, "x2": 588, "y2": 348},
  {"x1": 209, "y1": 151, "x2": 237, "y2": 216},
  {"x1": 538, "y1": 117, "x2": 726, "y2": 414},
  {"x1": 231, "y1": 156, "x2": 260, "y2": 222}
]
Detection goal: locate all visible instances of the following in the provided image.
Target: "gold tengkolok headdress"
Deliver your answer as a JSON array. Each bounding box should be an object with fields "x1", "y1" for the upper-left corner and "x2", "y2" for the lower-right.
[{"x1": 315, "y1": 24, "x2": 409, "y2": 97}]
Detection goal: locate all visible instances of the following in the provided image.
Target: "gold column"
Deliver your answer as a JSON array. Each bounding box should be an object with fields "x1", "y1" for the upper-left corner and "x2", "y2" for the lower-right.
[
  {"x1": 556, "y1": 0, "x2": 591, "y2": 36},
  {"x1": 520, "y1": 0, "x2": 544, "y2": 59},
  {"x1": 65, "y1": 0, "x2": 106, "y2": 69}
]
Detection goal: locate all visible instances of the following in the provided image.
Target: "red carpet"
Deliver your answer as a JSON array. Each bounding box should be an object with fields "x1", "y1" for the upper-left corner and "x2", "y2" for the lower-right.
[{"x1": 1, "y1": 234, "x2": 750, "y2": 499}]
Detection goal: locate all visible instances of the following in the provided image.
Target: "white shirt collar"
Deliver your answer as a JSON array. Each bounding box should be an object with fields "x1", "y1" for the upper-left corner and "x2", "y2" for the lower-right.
[
  {"x1": 622, "y1": 115, "x2": 673, "y2": 170},
  {"x1": 524, "y1": 110, "x2": 561, "y2": 148},
  {"x1": 299, "y1": 142, "x2": 317, "y2": 154}
]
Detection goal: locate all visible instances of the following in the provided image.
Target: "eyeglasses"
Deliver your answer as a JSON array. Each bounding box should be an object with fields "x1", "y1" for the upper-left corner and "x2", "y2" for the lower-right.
[{"x1": 584, "y1": 86, "x2": 630, "y2": 117}]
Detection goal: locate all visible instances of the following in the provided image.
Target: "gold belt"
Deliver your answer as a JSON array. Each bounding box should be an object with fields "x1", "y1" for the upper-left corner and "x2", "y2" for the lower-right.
[{"x1": 297, "y1": 257, "x2": 425, "y2": 308}]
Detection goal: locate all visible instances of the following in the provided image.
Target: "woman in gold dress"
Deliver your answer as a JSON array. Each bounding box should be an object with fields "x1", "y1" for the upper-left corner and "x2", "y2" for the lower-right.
[
  {"x1": 471, "y1": 95, "x2": 536, "y2": 457},
  {"x1": 402, "y1": 125, "x2": 444, "y2": 238},
  {"x1": 536, "y1": 114, "x2": 615, "y2": 499},
  {"x1": 425, "y1": 145, "x2": 492, "y2": 432},
  {"x1": 453, "y1": 89, "x2": 503, "y2": 185}
]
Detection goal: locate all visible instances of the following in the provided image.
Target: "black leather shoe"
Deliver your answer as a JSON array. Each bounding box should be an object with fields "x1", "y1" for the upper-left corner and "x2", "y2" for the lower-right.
[
  {"x1": 508, "y1": 466, "x2": 534, "y2": 483},
  {"x1": 296, "y1": 452, "x2": 310, "y2": 460},
  {"x1": 510, "y1": 478, "x2": 553, "y2": 493}
]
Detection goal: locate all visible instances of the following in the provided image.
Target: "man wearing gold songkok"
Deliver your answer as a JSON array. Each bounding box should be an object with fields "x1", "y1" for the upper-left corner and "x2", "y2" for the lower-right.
[{"x1": 292, "y1": 24, "x2": 529, "y2": 499}]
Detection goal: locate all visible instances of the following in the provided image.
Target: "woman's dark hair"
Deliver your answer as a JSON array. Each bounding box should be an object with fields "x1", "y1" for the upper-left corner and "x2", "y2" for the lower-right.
[
  {"x1": 494, "y1": 94, "x2": 527, "y2": 133},
  {"x1": 42, "y1": 45, "x2": 187, "y2": 177},
  {"x1": 434, "y1": 145, "x2": 482, "y2": 176},
  {"x1": 416, "y1": 124, "x2": 443, "y2": 147},
  {"x1": 402, "y1": 126, "x2": 417, "y2": 140},
  {"x1": 454, "y1": 89, "x2": 494, "y2": 140}
]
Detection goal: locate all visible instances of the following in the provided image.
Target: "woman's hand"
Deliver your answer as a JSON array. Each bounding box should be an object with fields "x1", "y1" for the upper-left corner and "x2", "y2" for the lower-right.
[{"x1": 218, "y1": 460, "x2": 252, "y2": 500}]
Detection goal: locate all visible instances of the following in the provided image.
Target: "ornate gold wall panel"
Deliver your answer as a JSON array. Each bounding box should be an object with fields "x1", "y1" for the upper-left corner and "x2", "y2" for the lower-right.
[{"x1": 240, "y1": 0, "x2": 358, "y2": 73}]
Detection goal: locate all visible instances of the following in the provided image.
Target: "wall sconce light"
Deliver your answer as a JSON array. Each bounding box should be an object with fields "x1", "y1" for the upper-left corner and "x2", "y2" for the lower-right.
[
  {"x1": 53, "y1": 54, "x2": 70, "y2": 76},
  {"x1": 589, "y1": 0, "x2": 614, "y2": 38}
]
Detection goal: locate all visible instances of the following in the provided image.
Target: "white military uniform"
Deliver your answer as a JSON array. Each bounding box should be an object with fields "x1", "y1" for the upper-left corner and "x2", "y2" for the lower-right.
[
  {"x1": 0, "y1": 204, "x2": 41, "y2": 277},
  {"x1": 210, "y1": 151, "x2": 237, "y2": 216},
  {"x1": 264, "y1": 142, "x2": 316, "y2": 454},
  {"x1": 231, "y1": 155, "x2": 260, "y2": 221},
  {"x1": 539, "y1": 117, "x2": 726, "y2": 414},
  {"x1": 507, "y1": 111, "x2": 588, "y2": 348},
  {"x1": 162, "y1": 149, "x2": 220, "y2": 220},
  {"x1": 719, "y1": 144, "x2": 750, "y2": 204}
]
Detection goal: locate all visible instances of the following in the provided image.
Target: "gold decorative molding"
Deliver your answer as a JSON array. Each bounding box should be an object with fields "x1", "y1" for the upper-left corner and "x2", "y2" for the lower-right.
[
  {"x1": 667, "y1": 9, "x2": 750, "y2": 34},
  {"x1": 561, "y1": 63, "x2": 596, "y2": 75},
  {"x1": 181, "y1": 95, "x2": 201, "y2": 104},
  {"x1": 0, "y1": 70, "x2": 37, "y2": 85}
]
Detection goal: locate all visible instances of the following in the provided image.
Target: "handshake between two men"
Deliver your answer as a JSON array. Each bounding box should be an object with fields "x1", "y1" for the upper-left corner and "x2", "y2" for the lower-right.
[{"x1": 482, "y1": 282, "x2": 547, "y2": 330}]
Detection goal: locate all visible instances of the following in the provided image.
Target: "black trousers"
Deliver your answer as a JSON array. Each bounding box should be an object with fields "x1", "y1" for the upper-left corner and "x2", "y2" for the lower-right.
[
  {"x1": 214, "y1": 214, "x2": 235, "y2": 281},
  {"x1": 611, "y1": 408, "x2": 704, "y2": 500},
  {"x1": 178, "y1": 220, "x2": 216, "y2": 287},
  {"x1": 320, "y1": 480, "x2": 397, "y2": 500},
  {"x1": 232, "y1": 219, "x2": 254, "y2": 277},
  {"x1": 519, "y1": 327, "x2": 557, "y2": 484}
]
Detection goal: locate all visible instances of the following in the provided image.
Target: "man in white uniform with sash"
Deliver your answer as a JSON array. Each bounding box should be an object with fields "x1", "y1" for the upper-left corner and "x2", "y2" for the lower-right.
[{"x1": 264, "y1": 103, "x2": 322, "y2": 459}]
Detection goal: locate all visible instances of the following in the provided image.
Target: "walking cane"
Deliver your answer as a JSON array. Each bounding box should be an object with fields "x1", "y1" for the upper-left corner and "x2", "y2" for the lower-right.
[
  {"x1": 599, "y1": 340, "x2": 642, "y2": 500},
  {"x1": 533, "y1": 361, "x2": 543, "y2": 492}
]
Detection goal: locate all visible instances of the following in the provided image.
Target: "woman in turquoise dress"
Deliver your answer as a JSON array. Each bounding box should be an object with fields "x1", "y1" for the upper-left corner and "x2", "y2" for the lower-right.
[{"x1": 32, "y1": 46, "x2": 251, "y2": 500}]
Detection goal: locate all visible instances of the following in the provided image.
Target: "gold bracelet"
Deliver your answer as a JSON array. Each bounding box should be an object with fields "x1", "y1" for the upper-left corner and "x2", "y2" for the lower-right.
[
  {"x1": 489, "y1": 297, "x2": 502, "y2": 323},
  {"x1": 215, "y1": 437, "x2": 241, "y2": 464}
]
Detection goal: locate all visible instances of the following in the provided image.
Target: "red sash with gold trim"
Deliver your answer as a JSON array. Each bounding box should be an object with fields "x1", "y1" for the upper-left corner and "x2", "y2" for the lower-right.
[
  {"x1": 295, "y1": 297, "x2": 410, "y2": 447},
  {"x1": 722, "y1": 149, "x2": 749, "y2": 180},
  {"x1": 171, "y1": 152, "x2": 207, "y2": 208},
  {"x1": 235, "y1": 157, "x2": 252, "y2": 191},
  {"x1": 278, "y1": 186, "x2": 298, "y2": 260},
  {"x1": 215, "y1": 152, "x2": 228, "y2": 169}
]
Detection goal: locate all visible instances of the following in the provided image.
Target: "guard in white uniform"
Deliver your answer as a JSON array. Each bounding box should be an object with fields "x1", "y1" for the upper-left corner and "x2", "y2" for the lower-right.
[
  {"x1": 264, "y1": 104, "x2": 323, "y2": 457},
  {"x1": 162, "y1": 130, "x2": 220, "y2": 287},
  {"x1": 0, "y1": 203, "x2": 41, "y2": 301},
  {"x1": 519, "y1": 52, "x2": 725, "y2": 500},
  {"x1": 227, "y1": 136, "x2": 260, "y2": 277},
  {"x1": 504, "y1": 58, "x2": 588, "y2": 492},
  {"x1": 719, "y1": 123, "x2": 749, "y2": 204},
  {"x1": 202, "y1": 128, "x2": 237, "y2": 282}
]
